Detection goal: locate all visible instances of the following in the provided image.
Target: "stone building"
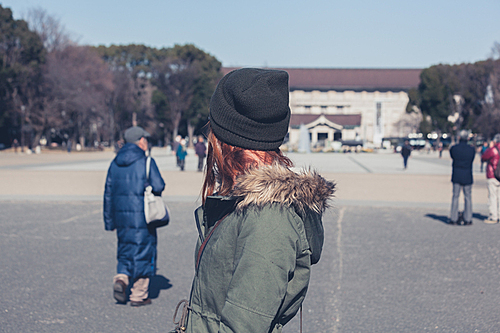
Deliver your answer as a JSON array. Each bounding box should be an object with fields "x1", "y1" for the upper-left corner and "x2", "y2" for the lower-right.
[{"x1": 222, "y1": 67, "x2": 422, "y2": 148}]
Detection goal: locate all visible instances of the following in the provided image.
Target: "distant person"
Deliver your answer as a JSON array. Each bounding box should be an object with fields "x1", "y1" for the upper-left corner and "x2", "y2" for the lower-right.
[
  {"x1": 425, "y1": 140, "x2": 431, "y2": 154},
  {"x1": 194, "y1": 135, "x2": 206, "y2": 172},
  {"x1": 12, "y1": 138, "x2": 18, "y2": 153},
  {"x1": 481, "y1": 134, "x2": 500, "y2": 224},
  {"x1": 172, "y1": 135, "x2": 181, "y2": 166},
  {"x1": 449, "y1": 130, "x2": 475, "y2": 225},
  {"x1": 401, "y1": 140, "x2": 412, "y2": 170},
  {"x1": 438, "y1": 142, "x2": 444, "y2": 158},
  {"x1": 480, "y1": 141, "x2": 489, "y2": 173},
  {"x1": 176, "y1": 138, "x2": 187, "y2": 171},
  {"x1": 103, "y1": 126, "x2": 165, "y2": 306},
  {"x1": 67, "y1": 139, "x2": 72, "y2": 153}
]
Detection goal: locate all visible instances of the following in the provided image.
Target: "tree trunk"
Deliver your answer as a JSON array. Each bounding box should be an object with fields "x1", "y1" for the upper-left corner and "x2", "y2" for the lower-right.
[
  {"x1": 187, "y1": 122, "x2": 195, "y2": 148},
  {"x1": 32, "y1": 131, "x2": 43, "y2": 150},
  {"x1": 132, "y1": 112, "x2": 137, "y2": 126},
  {"x1": 172, "y1": 109, "x2": 182, "y2": 141}
]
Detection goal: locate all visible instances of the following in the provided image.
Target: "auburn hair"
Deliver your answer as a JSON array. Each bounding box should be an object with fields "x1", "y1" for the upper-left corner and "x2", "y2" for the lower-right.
[{"x1": 201, "y1": 127, "x2": 293, "y2": 204}]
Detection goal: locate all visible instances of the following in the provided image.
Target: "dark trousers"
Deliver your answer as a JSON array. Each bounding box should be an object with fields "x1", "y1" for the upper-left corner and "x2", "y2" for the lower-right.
[
  {"x1": 197, "y1": 155, "x2": 205, "y2": 171},
  {"x1": 403, "y1": 155, "x2": 409, "y2": 169},
  {"x1": 179, "y1": 159, "x2": 185, "y2": 171},
  {"x1": 450, "y1": 183, "x2": 472, "y2": 222}
]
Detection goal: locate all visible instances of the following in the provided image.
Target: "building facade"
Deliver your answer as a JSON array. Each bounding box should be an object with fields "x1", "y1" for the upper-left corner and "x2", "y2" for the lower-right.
[{"x1": 222, "y1": 67, "x2": 422, "y2": 148}]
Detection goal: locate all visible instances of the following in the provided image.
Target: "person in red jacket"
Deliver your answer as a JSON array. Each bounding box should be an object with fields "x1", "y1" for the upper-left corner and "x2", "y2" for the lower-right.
[{"x1": 481, "y1": 134, "x2": 500, "y2": 224}]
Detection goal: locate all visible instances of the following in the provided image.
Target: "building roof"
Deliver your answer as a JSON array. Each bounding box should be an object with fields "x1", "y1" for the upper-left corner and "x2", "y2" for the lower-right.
[
  {"x1": 290, "y1": 114, "x2": 361, "y2": 127},
  {"x1": 222, "y1": 67, "x2": 422, "y2": 92}
]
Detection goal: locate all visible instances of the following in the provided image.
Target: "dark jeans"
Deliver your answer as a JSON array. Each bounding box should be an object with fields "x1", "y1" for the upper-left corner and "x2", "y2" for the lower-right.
[
  {"x1": 179, "y1": 159, "x2": 185, "y2": 171},
  {"x1": 450, "y1": 183, "x2": 472, "y2": 222},
  {"x1": 403, "y1": 155, "x2": 409, "y2": 169},
  {"x1": 197, "y1": 155, "x2": 205, "y2": 171}
]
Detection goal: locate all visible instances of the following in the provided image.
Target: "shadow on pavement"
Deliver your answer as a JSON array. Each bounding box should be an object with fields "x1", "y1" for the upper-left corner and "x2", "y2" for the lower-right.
[
  {"x1": 473, "y1": 212, "x2": 488, "y2": 221},
  {"x1": 425, "y1": 212, "x2": 488, "y2": 225},
  {"x1": 425, "y1": 213, "x2": 449, "y2": 224},
  {"x1": 149, "y1": 275, "x2": 173, "y2": 299}
]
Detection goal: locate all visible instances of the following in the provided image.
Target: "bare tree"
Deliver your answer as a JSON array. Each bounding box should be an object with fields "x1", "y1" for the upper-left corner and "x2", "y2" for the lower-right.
[
  {"x1": 25, "y1": 7, "x2": 72, "y2": 52},
  {"x1": 43, "y1": 45, "x2": 114, "y2": 146}
]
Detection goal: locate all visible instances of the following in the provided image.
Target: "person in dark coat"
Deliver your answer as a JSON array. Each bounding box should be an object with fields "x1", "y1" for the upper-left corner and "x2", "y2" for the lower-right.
[
  {"x1": 449, "y1": 130, "x2": 475, "y2": 225},
  {"x1": 401, "y1": 140, "x2": 412, "y2": 169},
  {"x1": 104, "y1": 126, "x2": 165, "y2": 306},
  {"x1": 194, "y1": 135, "x2": 206, "y2": 172}
]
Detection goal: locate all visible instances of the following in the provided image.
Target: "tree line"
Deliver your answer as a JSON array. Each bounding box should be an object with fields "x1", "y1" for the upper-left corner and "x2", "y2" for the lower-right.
[
  {"x1": 407, "y1": 45, "x2": 500, "y2": 140},
  {"x1": 2, "y1": 4, "x2": 500, "y2": 150},
  {"x1": 0, "y1": 5, "x2": 221, "y2": 150}
]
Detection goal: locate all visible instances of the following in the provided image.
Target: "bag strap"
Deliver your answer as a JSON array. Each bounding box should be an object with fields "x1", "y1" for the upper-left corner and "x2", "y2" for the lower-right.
[
  {"x1": 173, "y1": 299, "x2": 190, "y2": 332},
  {"x1": 300, "y1": 305, "x2": 303, "y2": 333},
  {"x1": 146, "y1": 156, "x2": 151, "y2": 180}
]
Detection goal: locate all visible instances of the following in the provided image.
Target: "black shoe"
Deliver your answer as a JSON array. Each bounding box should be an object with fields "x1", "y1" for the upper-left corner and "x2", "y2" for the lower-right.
[
  {"x1": 130, "y1": 298, "x2": 152, "y2": 307},
  {"x1": 463, "y1": 220, "x2": 473, "y2": 226},
  {"x1": 113, "y1": 280, "x2": 127, "y2": 304},
  {"x1": 448, "y1": 220, "x2": 457, "y2": 225}
]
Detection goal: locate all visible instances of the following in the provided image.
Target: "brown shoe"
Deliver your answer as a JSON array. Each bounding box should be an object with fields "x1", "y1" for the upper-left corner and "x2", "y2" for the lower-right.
[
  {"x1": 130, "y1": 298, "x2": 152, "y2": 307},
  {"x1": 484, "y1": 219, "x2": 498, "y2": 224},
  {"x1": 113, "y1": 280, "x2": 127, "y2": 304}
]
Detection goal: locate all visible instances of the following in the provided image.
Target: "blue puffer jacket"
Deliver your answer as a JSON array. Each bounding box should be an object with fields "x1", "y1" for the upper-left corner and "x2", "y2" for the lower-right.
[{"x1": 103, "y1": 143, "x2": 165, "y2": 279}]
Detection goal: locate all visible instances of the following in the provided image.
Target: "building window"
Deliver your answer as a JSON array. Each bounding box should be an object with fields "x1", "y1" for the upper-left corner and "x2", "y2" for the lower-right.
[
  {"x1": 321, "y1": 106, "x2": 328, "y2": 113},
  {"x1": 304, "y1": 105, "x2": 311, "y2": 113},
  {"x1": 318, "y1": 133, "x2": 328, "y2": 141}
]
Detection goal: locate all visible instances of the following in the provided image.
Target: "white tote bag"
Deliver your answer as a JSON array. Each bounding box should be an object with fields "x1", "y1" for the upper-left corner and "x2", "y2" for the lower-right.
[{"x1": 144, "y1": 157, "x2": 169, "y2": 227}]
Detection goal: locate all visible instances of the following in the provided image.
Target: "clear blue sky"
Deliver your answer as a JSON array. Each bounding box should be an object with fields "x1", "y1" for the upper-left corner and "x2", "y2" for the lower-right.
[{"x1": 2, "y1": 0, "x2": 499, "y2": 69}]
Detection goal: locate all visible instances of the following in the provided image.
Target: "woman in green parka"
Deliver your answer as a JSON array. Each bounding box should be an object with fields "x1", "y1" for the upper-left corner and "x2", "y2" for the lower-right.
[{"x1": 173, "y1": 68, "x2": 335, "y2": 333}]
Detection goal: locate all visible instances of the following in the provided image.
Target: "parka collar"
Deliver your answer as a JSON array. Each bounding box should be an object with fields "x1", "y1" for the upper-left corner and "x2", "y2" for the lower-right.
[{"x1": 230, "y1": 163, "x2": 335, "y2": 214}]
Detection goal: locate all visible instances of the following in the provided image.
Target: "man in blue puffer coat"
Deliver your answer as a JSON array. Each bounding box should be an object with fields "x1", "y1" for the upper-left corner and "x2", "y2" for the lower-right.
[{"x1": 104, "y1": 126, "x2": 165, "y2": 306}]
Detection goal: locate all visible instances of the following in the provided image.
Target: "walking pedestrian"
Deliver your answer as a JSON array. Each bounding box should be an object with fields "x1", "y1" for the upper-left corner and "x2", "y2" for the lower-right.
[
  {"x1": 12, "y1": 138, "x2": 18, "y2": 153},
  {"x1": 171, "y1": 68, "x2": 335, "y2": 333},
  {"x1": 481, "y1": 134, "x2": 500, "y2": 224},
  {"x1": 449, "y1": 130, "x2": 475, "y2": 225},
  {"x1": 401, "y1": 140, "x2": 412, "y2": 170},
  {"x1": 194, "y1": 135, "x2": 206, "y2": 172},
  {"x1": 104, "y1": 126, "x2": 165, "y2": 306},
  {"x1": 172, "y1": 135, "x2": 181, "y2": 166},
  {"x1": 176, "y1": 138, "x2": 187, "y2": 171}
]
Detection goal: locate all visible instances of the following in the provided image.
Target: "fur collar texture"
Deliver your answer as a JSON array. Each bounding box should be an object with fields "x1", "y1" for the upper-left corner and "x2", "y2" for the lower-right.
[{"x1": 231, "y1": 163, "x2": 335, "y2": 213}]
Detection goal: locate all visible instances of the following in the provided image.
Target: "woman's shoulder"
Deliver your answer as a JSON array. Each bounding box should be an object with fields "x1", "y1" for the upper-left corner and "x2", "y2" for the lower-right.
[{"x1": 231, "y1": 163, "x2": 335, "y2": 215}]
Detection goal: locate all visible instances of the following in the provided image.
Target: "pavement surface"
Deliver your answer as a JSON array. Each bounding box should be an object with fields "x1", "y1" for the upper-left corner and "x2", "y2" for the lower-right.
[{"x1": 0, "y1": 148, "x2": 498, "y2": 332}]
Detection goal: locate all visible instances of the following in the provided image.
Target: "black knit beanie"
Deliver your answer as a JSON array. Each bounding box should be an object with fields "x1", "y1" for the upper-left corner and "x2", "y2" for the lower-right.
[{"x1": 209, "y1": 68, "x2": 291, "y2": 151}]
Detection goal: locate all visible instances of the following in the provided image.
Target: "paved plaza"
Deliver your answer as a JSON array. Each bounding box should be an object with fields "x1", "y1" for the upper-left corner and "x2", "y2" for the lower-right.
[{"x1": 1, "y1": 148, "x2": 499, "y2": 332}]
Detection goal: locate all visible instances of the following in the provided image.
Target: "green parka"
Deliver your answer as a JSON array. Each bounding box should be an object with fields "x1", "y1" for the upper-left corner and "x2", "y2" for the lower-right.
[{"x1": 178, "y1": 163, "x2": 335, "y2": 333}]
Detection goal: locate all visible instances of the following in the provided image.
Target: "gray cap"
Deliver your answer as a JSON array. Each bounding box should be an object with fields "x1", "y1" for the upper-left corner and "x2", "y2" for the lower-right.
[
  {"x1": 124, "y1": 126, "x2": 150, "y2": 143},
  {"x1": 458, "y1": 130, "x2": 469, "y2": 141}
]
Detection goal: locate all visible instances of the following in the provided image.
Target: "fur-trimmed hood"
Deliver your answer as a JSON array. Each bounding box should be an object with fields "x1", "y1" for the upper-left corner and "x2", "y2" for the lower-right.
[{"x1": 231, "y1": 163, "x2": 335, "y2": 213}]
